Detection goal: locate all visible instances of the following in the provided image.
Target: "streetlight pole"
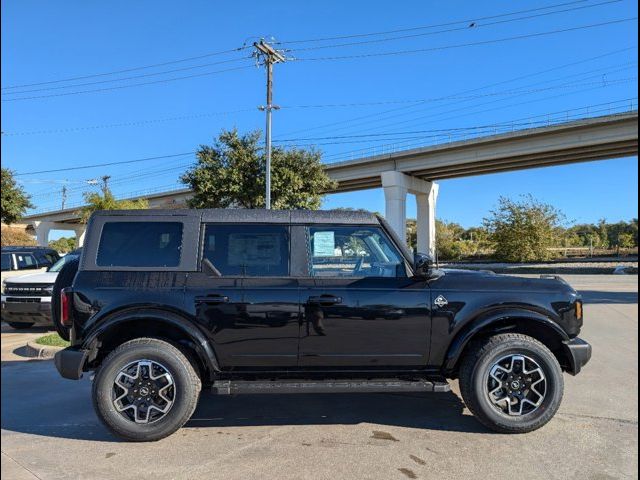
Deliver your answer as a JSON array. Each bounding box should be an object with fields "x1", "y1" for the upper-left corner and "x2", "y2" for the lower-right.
[{"x1": 254, "y1": 40, "x2": 285, "y2": 210}]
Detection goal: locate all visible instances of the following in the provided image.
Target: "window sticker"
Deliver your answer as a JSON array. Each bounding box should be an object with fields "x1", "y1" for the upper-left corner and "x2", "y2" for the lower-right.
[{"x1": 313, "y1": 231, "x2": 335, "y2": 257}]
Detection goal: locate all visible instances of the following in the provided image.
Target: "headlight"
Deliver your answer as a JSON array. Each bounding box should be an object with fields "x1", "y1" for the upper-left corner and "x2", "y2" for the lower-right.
[
  {"x1": 44, "y1": 285, "x2": 54, "y2": 296},
  {"x1": 1, "y1": 280, "x2": 5, "y2": 294}
]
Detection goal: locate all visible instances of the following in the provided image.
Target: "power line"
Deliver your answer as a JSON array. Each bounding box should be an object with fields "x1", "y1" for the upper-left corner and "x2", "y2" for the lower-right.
[
  {"x1": 275, "y1": 47, "x2": 637, "y2": 139},
  {"x1": 287, "y1": 0, "x2": 623, "y2": 53},
  {"x1": 280, "y1": 75, "x2": 636, "y2": 110},
  {"x1": 277, "y1": 0, "x2": 597, "y2": 44},
  {"x1": 6, "y1": 74, "x2": 634, "y2": 137},
  {"x1": 1, "y1": 65, "x2": 254, "y2": 102},
  {"x1": 1, "y1": 45, "x2": 251, "y2": 90},
  {"x1": 294, "y1": 18, "x2": 637, "y2": 62},
  {"x1": 2, "y1": 108, "x2": 256, "y2": 136},
  {"x1": 317, "y1": 66, "x2": 637, "y2": 137},
  {"x1": 14, "y1": 152, "x2": 196, "y2": 176},
  {"x1": 1, "y1": 56, "x2": 251, "y2": 95}
]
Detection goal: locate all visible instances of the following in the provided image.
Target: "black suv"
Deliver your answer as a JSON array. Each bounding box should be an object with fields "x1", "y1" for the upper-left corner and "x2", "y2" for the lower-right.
[{"x1": 54, "y1": 209, "x2": 591, "y2": 441}]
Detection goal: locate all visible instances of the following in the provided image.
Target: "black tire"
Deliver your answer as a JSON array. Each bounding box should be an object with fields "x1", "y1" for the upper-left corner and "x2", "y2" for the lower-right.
[
  {"x1": 7, "y1": 322, "x2": 35, "y2": 329},
  {"x1": 459, "y1": 333, "x2": 564, "y2": 434},
  {"x1": 51, "y1": 257, "x2": 79, "y2": 341},
  {"x1": 92, "y1": 338, "x2": 201, "y2": 442}
]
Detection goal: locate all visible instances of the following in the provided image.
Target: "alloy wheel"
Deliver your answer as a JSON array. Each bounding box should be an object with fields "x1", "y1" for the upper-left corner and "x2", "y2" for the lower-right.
[
  {"x1": 486, "y1": 354, "x2": 547, "y2": 416},
  {"x1": 112, "y1": 360, "x2": 176, "y2": 424}
]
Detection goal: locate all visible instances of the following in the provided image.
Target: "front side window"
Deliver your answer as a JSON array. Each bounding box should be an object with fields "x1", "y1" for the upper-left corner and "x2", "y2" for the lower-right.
[
  {"x1": 97, "y1": 222, "x2": 183, "y2": 267},
  {"x1": 308, "y1": 226, "x2": 404, "y2": 278},
  {"x1": 203, "y1": 224, "x2": 289, "y2": 276}
]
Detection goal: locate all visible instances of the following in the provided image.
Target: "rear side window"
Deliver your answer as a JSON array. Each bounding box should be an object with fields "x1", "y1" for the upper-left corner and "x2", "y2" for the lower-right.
[
  {"x1": 203, "y1": 224, "x2": 289, "y2": 276},
  {"x1": 97, "y1": 222, "x2": 183, "y2": 267},
  {"x1": 1, "y1": 253, "x2": 12, "y2": 271}
]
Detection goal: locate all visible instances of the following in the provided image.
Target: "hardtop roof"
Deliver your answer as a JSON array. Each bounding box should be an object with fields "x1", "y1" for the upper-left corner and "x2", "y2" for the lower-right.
[{"x1": 90, "y1": 208, "x2": 381, "y2": 225}]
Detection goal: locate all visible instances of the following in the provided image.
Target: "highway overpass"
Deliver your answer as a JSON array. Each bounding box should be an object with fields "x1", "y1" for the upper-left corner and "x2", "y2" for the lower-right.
[{"x1": 24, "y1": 111, "x2": 639, "y2": 255}]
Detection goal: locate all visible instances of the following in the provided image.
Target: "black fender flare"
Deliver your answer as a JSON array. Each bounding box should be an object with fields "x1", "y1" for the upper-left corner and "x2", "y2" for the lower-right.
[
  {"x1": 443, "y1": 308, "x2": 569, "y2": 373},
  {"x1": 82, "y1": 307, "x2": 221, "y2": 377}
]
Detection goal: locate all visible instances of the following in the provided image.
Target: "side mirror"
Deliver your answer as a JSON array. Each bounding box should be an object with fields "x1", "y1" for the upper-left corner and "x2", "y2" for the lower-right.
[{"x1": 413, "y1": 252, "x2": 434, "y2": 277}]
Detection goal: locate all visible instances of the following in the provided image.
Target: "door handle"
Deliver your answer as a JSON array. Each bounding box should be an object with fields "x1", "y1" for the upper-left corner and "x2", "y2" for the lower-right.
[
  {"x1": 195, "y1": 295, "x2": 229, "y2": 304},
  {"x1": 308, "y1": 295, "x2": 342, "y2": 306}
]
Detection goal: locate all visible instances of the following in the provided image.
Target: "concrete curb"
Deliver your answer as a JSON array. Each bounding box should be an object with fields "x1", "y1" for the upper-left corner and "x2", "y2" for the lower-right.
[{"x1": 24, "y1": 341, "x2": 64, "y2": 359}]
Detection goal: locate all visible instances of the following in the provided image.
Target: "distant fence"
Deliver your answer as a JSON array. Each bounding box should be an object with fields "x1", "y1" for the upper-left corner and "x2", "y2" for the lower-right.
[{"x1": 547, "y1": 247, "x2": 638, "y2": 258}]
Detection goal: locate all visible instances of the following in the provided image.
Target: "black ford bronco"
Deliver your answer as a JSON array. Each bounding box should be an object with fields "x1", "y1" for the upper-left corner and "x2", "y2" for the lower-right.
[{"x1": 54, "y1": 209, "x2": 591, "y2": 441}]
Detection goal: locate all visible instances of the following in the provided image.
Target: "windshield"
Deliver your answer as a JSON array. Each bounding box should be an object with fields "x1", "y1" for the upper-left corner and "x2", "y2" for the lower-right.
[
  {"x1": 1, "y1": 253, "x2": 11, "y2": 271},
  {"x1": 48, "y1": 254, "x2": 79, "y2": 273}
]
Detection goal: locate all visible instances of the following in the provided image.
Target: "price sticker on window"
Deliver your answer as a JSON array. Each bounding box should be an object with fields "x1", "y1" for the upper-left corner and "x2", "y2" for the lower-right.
[{"x1": 313, "y1": 231, "x2": 335, "y2": 257}]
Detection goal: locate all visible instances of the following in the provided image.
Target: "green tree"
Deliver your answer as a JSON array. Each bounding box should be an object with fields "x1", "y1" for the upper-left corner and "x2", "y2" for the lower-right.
[
  {"x1": 78, "y1": 187, "x2": 148, "y2": 223},
  {"x1": 1, "y1": 168, "x2": 34, "y2": 224},
  {"x1": 49, "y1": 236, "x2": 77, "y2": 253},
  {"x1": 181, "y1": 129, "x2": 336, "y2": 210},
  {"x1": 484, "y1": 195, "x2": 564, "y2": 262},
  {"x1": 618, "y1": 232, "x2": 635, "y2": 249}
]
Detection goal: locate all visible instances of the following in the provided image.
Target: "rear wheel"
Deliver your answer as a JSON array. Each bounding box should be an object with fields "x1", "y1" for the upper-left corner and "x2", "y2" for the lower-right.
[
  {"x1": 51, "y1": 257, "x2": 79, "y2": 341},
  {"x1": 7, "y1": 322, "x2": 35, "y2": 329},
  {"x1": 459, "y1": 333, "x2": 564, "y2": 433},
  {"x1": 92, "y1": 338, "x2": 201, "y2": 442}
]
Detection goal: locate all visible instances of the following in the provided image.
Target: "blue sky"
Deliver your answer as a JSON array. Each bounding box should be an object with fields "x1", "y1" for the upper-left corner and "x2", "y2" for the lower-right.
[{"x1": 1, "y1": 0, "x2": 638, "y2": 231}]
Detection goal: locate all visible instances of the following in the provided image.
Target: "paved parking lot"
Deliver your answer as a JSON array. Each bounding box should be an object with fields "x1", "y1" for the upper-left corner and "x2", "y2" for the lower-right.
[{"x1": 1, "y1": 275, "x2": 637, "y2": 480}]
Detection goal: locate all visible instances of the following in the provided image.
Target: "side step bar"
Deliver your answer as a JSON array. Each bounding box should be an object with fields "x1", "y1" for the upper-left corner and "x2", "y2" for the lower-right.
[{"x1": 211, "y1": 379, "x2": 450, "y2": 395}]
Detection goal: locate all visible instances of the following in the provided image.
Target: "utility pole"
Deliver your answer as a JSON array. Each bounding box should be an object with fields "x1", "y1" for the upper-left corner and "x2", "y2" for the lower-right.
[
  {"x1": 101, "y1": 175, "x2": 111, "y2": 195},
  {"x1": 254, "y1": 40, "x2": 286, "y2": 209},
  {"x1": 61, "y1": 185, "x2": 68, "y2": 210}
]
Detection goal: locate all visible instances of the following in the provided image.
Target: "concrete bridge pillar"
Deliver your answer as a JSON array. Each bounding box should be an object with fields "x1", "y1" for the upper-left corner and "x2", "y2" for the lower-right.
[
  {"x1": 381, "y1": 171, "x2": 439, "y2": 256},
  {"x1": 32, "y1": 221, "x2": 56, "y2": 246},
  {"x1": 73, "y1": 225, "x2": 86, "y2": 247}
]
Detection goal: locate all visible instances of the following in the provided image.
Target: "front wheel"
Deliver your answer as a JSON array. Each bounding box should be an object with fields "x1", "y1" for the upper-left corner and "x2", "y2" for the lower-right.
[
  {"x1": 459, "y1": 333, "x2": 564, "y2": 434},
  {"x1": 92, "y1": 338, "x2": 201, "y2": 442}
]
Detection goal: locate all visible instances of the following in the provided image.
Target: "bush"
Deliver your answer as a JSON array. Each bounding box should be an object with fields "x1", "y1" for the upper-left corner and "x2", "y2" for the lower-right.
[{"x1": 484, "y1": 195, "x2": 563, "y2": 262}]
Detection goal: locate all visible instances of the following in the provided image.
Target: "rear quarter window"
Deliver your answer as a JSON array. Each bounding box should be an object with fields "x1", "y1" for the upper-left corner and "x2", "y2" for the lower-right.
[{"x1": 96, "y1": 222, "x2": 183, "y2": 267}]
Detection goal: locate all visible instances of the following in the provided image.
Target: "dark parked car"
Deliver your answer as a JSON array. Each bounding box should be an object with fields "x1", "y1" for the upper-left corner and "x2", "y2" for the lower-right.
[{"x1": 54, "y1": 209, "x2": 591, "y2": 441}]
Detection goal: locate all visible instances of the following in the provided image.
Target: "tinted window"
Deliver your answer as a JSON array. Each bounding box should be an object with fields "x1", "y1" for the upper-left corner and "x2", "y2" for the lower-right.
[
  {"x1": 1, "y1": 253, "x2": 12, "y2": 271},
  {"x1": 97, "y1": 222, "x2": 183, "y2": 267},
  {"x1": 15, "y1": 253, "x2": 39, "y2": 270},
  {"x1": 307, "y1": 226, "x2": 404, "y2": 278},
  {"x1": 203, "y1": 224, "x2": 289, "y2": 276}
]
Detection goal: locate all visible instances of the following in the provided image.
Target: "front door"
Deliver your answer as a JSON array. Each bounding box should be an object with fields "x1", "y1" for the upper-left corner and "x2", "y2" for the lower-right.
[
  {"x1": 190, "y1": 223, "x2": 299, "y2": 369},
  {"x1": 298, "y1": 225, "x2": 431, "y2": 368}
]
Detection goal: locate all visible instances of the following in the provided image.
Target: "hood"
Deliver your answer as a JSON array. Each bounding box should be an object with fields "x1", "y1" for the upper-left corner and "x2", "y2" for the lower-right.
[
  {"x1": 439, "y1": 268, "x2": 578, "y2": 296},
  {"x1": 3, "y1": 271, "x2": 58, "y2": 285}
]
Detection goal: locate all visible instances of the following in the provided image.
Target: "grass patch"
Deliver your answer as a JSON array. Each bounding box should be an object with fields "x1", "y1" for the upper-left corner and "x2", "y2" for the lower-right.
[{"x1": 35, "y1": 333, "x2": 70, "y2": 348}]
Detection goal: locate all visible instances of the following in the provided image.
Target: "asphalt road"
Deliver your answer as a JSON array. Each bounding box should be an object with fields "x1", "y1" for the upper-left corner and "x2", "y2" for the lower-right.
[{"x1": 1, "y1": 275, "x2": 637, "y2": 480}]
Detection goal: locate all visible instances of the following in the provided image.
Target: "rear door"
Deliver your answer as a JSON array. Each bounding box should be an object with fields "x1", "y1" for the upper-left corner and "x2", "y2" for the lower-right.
[
  {"x1": 298, "y1": 224, "x2": 431, "y2": 368},
  {"x1": 190, "y1": 223, "x2": 299, "y2": 369}
]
